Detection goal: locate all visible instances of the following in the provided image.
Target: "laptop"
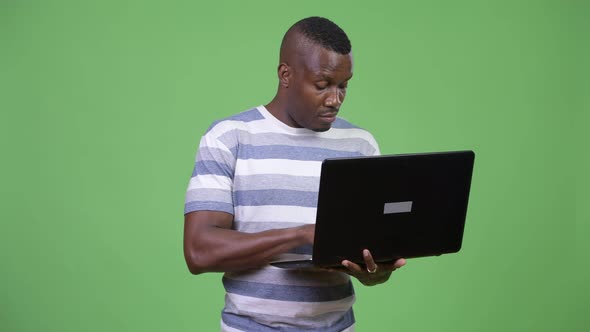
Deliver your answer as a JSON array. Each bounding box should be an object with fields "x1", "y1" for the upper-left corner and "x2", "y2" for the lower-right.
[{"x1": 270, "y1": 150, "x2": 475, "y2": 269}]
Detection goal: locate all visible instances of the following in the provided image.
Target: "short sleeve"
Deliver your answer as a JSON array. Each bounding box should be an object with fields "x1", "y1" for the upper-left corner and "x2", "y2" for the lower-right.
[
  {"x1": 184, "y1": 126, "x2": 237, "y2": 215},
  {"x1": 369, "y1": 134, "x2": 381, "y2": 156},
  {"x1": 363, "y1": 131, "x2": 381, "y2": 156}
]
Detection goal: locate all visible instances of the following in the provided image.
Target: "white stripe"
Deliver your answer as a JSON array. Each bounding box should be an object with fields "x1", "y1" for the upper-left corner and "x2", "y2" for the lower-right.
[
  {"x1": 226, "y1": 293, "x2": 355, "y2": 318},
  {"x1": 206, "y1": 121, "x2": 244, "y2": 140},
  {"x1": 208, "y1": 113, "x2": 378, "y2": 142},
  {"x1": 342, "y1": 324, "x2": 355, "y2": 332},
  {"x1": 234, "y1": 175, "x2": 318, "y2": 192},
  {"x1": 257, "y1": 105, "x2": 378, "y2": 141},
  {"x1": 220, "y1": 320, "x2": 243, "y2": 332},
  {"x1": 187, "y1": 174, "x2": 232, "y2": 191},
  {"x1": 235, "y1": 205, "x2": 316, "y2": 224},
  {"x1": 207, "y1": 119, "x2": 257, "y2": 139},
  {"x1": 201, "y1": 130, "x2": 233, "y2": 154},
  {"x1": 235, "y1": 159, "x2": 322, "y2": 177}
]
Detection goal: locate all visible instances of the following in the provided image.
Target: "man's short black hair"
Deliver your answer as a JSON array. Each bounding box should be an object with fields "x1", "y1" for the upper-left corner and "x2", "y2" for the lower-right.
[{"x1": 290, "y1": 16, "x2": 351, "y2": 54}]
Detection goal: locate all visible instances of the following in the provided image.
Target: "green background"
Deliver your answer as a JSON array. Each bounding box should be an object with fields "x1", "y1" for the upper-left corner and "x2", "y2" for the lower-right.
[{"x1": 1, "y1": 0, "x2": 588, "y2": 331}]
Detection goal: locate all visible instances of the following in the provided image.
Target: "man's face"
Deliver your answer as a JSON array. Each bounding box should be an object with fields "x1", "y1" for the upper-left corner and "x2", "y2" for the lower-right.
[{"x1": 284, "y1": 45, "x2": 353, "y2": 132}]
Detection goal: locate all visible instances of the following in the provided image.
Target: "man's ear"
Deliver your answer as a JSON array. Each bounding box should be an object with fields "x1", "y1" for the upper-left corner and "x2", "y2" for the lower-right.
[{"x1": 278, "y1": 63, "x2": 291, "y2": 88}]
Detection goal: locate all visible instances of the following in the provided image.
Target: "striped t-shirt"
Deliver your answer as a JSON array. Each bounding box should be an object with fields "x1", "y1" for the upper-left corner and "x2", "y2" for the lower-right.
[{"x1": 185, "y1": 105, "x2": 380, "y2": 331}]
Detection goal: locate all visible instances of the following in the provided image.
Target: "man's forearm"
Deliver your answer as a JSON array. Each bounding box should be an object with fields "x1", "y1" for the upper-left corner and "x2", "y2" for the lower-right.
[{"x1": 184, "y1": 216, "x2": 314, "y2": 274}]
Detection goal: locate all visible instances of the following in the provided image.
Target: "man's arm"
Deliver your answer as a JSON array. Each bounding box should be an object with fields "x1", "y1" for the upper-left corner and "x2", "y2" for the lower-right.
[{"x1": 183, "y1": 210, "x2": 315, "y2": 274}]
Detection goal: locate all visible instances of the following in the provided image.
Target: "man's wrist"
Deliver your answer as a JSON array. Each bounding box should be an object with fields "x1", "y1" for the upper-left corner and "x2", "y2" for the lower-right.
[{"x1": 295, "y1": 224, "x2": 314, "y2": 245}]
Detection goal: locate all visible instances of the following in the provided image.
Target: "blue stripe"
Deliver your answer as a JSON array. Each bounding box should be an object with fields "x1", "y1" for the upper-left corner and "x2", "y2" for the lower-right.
[
  {"x1": 216, "y1": 130, "x2": 375, "y2": 156},
  {"x1": 207, "y1": 108, "x2": 264, "y2": 132},
  {"x1": 222, "y1": 277, "x2": 354, "y2": 302},
  {"x1": 287, "y1": 244, "x2": 313, "y2": 255},
  {"x1": 227, "y1": 108, "x2": 265, "y2": 122},
  {"x1": 235, "y1": 189, "x2": 317, "y2": 207},
  {"x1": 237, "y1": 144, "x2": 363, "y2": 161},
  {"x1": 184, "y1": 201, "x2": 234, "y2": 215},
  {"x1": 193, "y1": 160, "x2": 233, "y2": 177},
  {"x1": 222, "y1": 309, "x2": 355, "y2": 332},
  {"x1": 332, "y1": 117, "x2": 360, "y2": 129}
]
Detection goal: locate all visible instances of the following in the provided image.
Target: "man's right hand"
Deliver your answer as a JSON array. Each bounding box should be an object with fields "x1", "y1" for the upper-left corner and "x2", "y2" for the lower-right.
[{"x1": 183, "y1": 210, "x2": 315, "y2": 274}]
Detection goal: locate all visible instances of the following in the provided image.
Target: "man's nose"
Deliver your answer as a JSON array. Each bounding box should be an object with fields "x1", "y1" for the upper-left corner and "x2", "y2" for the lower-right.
[{"x1": 325, "y1": 88, "x2": 344, "y2": 107}]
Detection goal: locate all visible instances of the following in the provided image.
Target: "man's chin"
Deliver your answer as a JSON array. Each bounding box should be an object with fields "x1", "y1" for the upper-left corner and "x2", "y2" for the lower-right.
[{"x1": 311, "y1": 126, "x2": 331, "y2": 132}]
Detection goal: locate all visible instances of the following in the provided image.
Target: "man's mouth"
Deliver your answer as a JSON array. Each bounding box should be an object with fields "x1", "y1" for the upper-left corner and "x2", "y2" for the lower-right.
[
  {"x1": 318, "y1": 112, "x2": 338, "y2": 124},
  {"x1": 319, "y1": 111, "x2": 338, "y2": 118}
]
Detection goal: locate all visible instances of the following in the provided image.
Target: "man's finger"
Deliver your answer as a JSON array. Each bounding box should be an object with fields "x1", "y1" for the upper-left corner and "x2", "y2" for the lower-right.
[
  {"x1": 341, "y1": 260, "x2": 363, "y2": 273},
  {"x1": 363, "y1": 249, "x2": 378, "y2": 273},
  {"x1": 393, "y1": 258, "x2": 407, "y2": 269}
]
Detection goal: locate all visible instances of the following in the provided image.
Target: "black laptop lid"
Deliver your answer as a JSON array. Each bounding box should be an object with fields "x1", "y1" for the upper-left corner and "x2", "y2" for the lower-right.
[{"x1": 312, "y1": 150, "x2": 475, "y2": 267}]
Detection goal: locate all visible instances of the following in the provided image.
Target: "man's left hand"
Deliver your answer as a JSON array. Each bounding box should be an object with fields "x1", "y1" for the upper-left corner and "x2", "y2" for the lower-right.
[{"x1": 340, "y1": 249, "x2": 406, "y2": 286}]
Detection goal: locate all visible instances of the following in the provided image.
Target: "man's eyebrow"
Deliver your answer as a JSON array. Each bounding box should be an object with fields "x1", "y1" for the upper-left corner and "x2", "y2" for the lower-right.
[
  {"x1": 312, "y1": 72, "x2": 353, "y2": 82},
  {"x1": 312, "y1": 72, "x2": 329, "y2": 80}
]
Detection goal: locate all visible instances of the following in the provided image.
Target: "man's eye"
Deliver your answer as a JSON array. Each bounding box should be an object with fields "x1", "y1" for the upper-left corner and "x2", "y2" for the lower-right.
[{"x1": 315, "y1": 83, "x2": 328, "y2": 90}]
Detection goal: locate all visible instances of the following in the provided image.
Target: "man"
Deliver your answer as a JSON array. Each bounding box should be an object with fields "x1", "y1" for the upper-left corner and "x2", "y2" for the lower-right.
[{"x1": 184, "y1": 16, "x2": 406, "y2": 331}]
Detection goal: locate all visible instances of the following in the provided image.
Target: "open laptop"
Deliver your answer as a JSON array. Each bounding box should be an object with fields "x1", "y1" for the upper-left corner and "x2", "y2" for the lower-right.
[{"x1": 270, "y1": 150, "x2": 475, "y2": 269}]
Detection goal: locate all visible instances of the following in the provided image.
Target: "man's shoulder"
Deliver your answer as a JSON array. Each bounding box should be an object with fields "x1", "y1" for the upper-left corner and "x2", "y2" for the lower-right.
[
  {"x1": 328, "y1": 116, "x2": 380, "y2": 154},
  {"x1": 331, "y1": 117, "x2": 376, "y2": 138},
  {"x1": 224, "y1": 107, "x2": 266, "y2": 123},
  {"x1": 210, "y1": 107, "x2": 264, "y2": 127},
  {"x1": 204, "y1": 106, "x2": 265, "y2": 135},
  {"x1": 332, "y1": 116, "x2": 361, "y2": 130}
]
